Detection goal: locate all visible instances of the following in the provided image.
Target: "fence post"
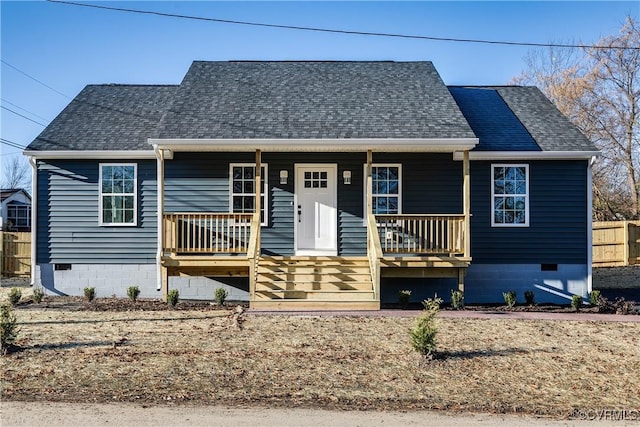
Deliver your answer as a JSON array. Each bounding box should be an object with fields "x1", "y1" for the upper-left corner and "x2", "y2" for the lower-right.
[
  {"x1": 0, "y1": 231, "x2": 3, "y2": 276},
  {"x1": 623, "y1": 221, "x2": 630, "y2": 267}
]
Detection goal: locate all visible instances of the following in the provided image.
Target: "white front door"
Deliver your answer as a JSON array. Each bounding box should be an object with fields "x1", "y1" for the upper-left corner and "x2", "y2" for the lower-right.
[{"x1": 295, "y1": 164, "x2": 338, "y2": 255}]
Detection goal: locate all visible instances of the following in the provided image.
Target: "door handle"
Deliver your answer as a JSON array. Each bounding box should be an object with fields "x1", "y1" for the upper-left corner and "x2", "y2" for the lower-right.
[{"x1": 297, "y1": 205, "x2": 302, "y2": 223}]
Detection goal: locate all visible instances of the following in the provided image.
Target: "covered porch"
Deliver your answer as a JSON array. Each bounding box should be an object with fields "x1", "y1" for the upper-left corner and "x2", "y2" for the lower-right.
[{"x1": 152, "y1": 142, "x2": 473, "y2": 309}]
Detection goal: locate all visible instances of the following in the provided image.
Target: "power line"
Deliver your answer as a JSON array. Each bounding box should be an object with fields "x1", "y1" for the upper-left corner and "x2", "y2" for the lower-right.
[
  {"x1": 1, "y1": 106, "x2": 47, "y2": 127},
  {"x1": 0, "y1": 138, "x2": 27, "y2": 150},
  {"x1": 1, "y1": 60, "x2": 71, "y2": 99},
  {"x1": 1, "y1": 99, "x2": 50, "y2": 122},
  {"x1": 48, "y1": 0, "x2": 639, "y2": 51}
]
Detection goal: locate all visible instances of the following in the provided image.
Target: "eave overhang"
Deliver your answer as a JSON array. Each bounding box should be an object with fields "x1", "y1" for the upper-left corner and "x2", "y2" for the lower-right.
[
  {"x1": 452, "y1": 150, "x2": 600, "y2": 161},
  {"x1": 23, "y1": 150, "x2": 157, "y2": 160},
  {"x1": 148, "y1": 138, "x2": 479, "y2": 153}
]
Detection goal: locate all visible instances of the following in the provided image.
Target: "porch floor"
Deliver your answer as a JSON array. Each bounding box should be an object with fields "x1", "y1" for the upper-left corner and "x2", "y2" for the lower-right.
[{"x1": 161, "y1": 254, "x2": 470, "y2": 310}]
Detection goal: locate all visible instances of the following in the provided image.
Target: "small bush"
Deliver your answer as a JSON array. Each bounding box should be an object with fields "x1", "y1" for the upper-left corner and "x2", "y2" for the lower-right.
[
  {"x1": 597, "y1": 296, "x2": 636, "y2": 315},
  {"x1": 32, "y1": 287, "x2": 45, "y2": 304},
  {"x1": 127, "y1": 286, "x2": 141, "y2": 302},
  {"x1": 450, "y1": 289, "x2": 464, "y2": 310},
  {"x1": 589, "y1": 290, "x2": 601, "y2": 306},
  {"x1": 503, "y1": 291, "x2": 517, "y2": 308},
  {"x1": 421, "y1": 295, "x2": 443, "y2": 311},
  {"x1": 84, "y1": 287, "x2": 96, "y2": 302},
  {"x1": 398, "y1": 290, "x2": 411, "y2": 309},
  {"x1": 1, "y1": 305, "x2": 19, "y2": 355},
  {"x1": 8, "y1": 288, "x2": 22, "y2": 306},
  {"x1": 167, "y1": 289, "x2": 179, "y2": 307},
  {"x1": 214, "y1": 287, "x2": 228, "y2": 306},
  {"x1": 410, "y1": 296, "x2": 442, "y2": 358},
  {"x1": 571, "y1": 294, "x2": 583, "y2": 312},
  {"x1": 524, "y1": 290, "x2": 535, "y2": 305}
]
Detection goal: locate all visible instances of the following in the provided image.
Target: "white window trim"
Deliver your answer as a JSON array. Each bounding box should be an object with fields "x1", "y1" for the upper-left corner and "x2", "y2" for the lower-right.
[
  {"x1": 99, "y1": 163, "x2": 138, "y2": 226},
  {"x1": 362, "y1": 163, "x2": 402, "y2": 224},
  {"x1": 229, "y1": 163, "x2": 269, "y2": 226},
  {"x1": 6, "y1": 204, "x2": 31, "y2": 228},
  {"x1": 491, "y1": 163, "x2": 529, "y2": 228}
]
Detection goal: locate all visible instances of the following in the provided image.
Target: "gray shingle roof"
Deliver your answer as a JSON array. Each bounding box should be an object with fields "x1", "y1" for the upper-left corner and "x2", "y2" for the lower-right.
[
  {"x1": 27, "y1": 61, "x2": 596, "y2": 153},
  {"x1": 495, "y1": 86, "x2": 596, "y2": 152},
  {"x1": 27, "y1": 85, "x2": 177, "y2": 151},
  {"x1": 448, "y1": 87, "x2": 541, "y2": 151},
  {"x1": 156, "y1": 61, "x2": 476, "y2": 140}
]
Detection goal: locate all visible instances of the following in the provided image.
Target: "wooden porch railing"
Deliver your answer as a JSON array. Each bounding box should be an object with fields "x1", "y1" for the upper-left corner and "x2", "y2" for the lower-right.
[
  {"x1": 375, "y1": 214, "x2": 465, "y2": 255},
  {"x1": 246, "y1": 212, "x2": 261, "y2": 301},
  {"x1": 163, "y1": 213, "x2": 254, "y2": 254},
  {"x1": 366, "y1": 213, "x2": 382, "y2": 301}
]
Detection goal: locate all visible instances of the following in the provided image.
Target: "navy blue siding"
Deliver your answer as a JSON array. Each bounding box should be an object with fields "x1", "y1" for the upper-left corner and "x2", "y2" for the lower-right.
[
  {"x1": 375, "y1": 153, "x2": 463, "y2": 213},
  {"x1": 470, "y1": 160, "x2": 588, "y2": 264},
  {"x1": 36, "y1": 160, "x2": 157, "y2": 264}
]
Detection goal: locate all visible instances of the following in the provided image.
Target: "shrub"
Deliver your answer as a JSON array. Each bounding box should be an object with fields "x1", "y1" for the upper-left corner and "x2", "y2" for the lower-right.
[
  {"x1": 32, "y1": 287, "x2": 45, "y2": 304},
  {"x1": 524, "y1": 290, "x2": 535, "y2": 305},
  {"x1": 503, "y1": 291, "x2": 517, "y2": 308},
  {"x1": 84, "y1": 287, "x2": 96, "y2": 302},
  {"x1": 589, "y1": 290, "x2": 601, "y2": 306},
  {"x1": 167, "y1": 289, "x2": 179, "y2": 307},
  {"x1": 410, "y1": 296, "x2": 442, "y2": 358},
  {"x1": 450, "y1": 289, "x2": 464, "y2": 310},
  {"x1": 214, "y1": 287, "x2": 228, "y2": 306},
  {"x1": 8, "y1": 288, "x2": 22, "y2": 306},
  {"x1": 421, "y1": 295, "x2": 443, "y2": 311},
  {"x1": 127, "y1": 286, "x2": 140, "y2": 302},
  {"x1": 571, "y1": 294, "x2": 583, "y2": 312},
  {"x1": 398, "y1": 290, "x2": 411, "y2": 309},
  {"x1": 0, "y1": 305, "x2": 19, "y2": 355},
  {"x1": 597, "y1": 296, "x2": 636, "y2": 315}
]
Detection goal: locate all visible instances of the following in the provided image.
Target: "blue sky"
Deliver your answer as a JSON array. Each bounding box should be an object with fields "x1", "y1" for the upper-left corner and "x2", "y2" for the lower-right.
[{"x1": 1, "y1": 1, "x2": 638, "y2": 162}]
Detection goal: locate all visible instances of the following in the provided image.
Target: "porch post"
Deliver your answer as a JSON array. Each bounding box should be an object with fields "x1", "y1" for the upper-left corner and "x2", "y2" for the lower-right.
[
  {"x1": 255, "y1": 149, "x2": 261, "y2": 248},
  {"x1": 463, "y1": 150, "x2": 471, "y2": 258},
  {"x1": 366, "y1": 150, "x2": 373, "y2": 215}
]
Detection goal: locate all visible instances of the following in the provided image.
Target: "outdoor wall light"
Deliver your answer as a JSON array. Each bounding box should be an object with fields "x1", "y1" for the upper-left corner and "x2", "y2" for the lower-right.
[
  {"x1": 280, "y1": 170, "x2": 288, "y2": 185},
  {"x1": 343, "y1": 170, "x2": 352, "y2": 185}
]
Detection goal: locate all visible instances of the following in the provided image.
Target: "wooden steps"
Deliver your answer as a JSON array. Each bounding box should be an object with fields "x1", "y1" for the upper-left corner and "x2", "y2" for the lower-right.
[{"x1": 252, "y1": 256, "x2": 378, "y2": 310}]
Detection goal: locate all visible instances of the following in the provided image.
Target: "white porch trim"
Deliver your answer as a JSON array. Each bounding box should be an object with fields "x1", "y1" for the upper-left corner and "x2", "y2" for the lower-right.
[{"x1": 149, "y1": 138, "x2": 478, "y2": 153}]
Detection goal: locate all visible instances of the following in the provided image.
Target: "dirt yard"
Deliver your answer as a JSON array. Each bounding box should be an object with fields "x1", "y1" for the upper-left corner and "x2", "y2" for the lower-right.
[{"x1": 1, "y1": 304, "x2": 639, "y2": 418}]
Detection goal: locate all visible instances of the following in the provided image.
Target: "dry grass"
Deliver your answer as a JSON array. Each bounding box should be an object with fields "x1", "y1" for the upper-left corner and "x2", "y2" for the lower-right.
[{"x1": 1, "y1": 307, "x2": 639, "y2": 417}]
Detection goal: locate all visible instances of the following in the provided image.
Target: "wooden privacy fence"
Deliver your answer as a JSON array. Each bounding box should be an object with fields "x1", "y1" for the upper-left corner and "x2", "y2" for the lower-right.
[
  {"x1": 593, "y1": 221, "x2": 640, "y2": 267},
  {"x1": 1, "y1": 231, "x2": 31, "y2": 277}
]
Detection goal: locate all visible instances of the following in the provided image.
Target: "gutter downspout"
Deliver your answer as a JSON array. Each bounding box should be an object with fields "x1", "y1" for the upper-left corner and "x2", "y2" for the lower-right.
[
  {"x1": 28, "y1": 156, "x2": 37, "y2": 286},
  {"x1": 154, "y1": 145, "x2": 164, "y2": 292},
  {"x1": 587, "y1": 156, "x2": 596, "y2": 295}
]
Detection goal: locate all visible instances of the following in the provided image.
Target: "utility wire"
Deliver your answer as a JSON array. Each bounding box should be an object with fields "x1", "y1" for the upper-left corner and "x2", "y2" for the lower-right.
[
  {"x1": 1, "y1": 60, "x2": 71, "y2": 99},
  {"x1": 0, "y1": 138, "x2": 27, "y2": 150},
  {"x1": 48, "y1": 0, "x2": 639, "y2": 50},
  {"x1": 1, "y1": 106, "x2": 47, "y2": 127},
  {"x1": 1, "y1": 99, "x2": 51, "y2": 122}
]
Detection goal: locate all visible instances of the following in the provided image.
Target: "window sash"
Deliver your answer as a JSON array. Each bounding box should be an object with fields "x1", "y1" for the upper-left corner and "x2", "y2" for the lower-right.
[
  {"x1": 491, "y1": 164, "x2": 529, "y2": 227},
  {"x1": 99, "y1": 163, "x2": 137, "y2": 226},
  {"x1": 363, "y1": 164, "x2": 402, "y2": 218},
  {"x1": 229, "y1": 163, "x2": 268, "y2": 226},
  {"x1": 6, "y1": 205, "x2": 30, "y2": 228}
]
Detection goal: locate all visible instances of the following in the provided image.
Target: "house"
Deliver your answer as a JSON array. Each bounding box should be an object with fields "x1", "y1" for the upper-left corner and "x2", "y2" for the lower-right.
[
  {"x1": 24, "y1": 61, "x2": 599, "y2": 308},
  {"x1": 1, "y1": 188, "x2": 31, "y2": 232}
]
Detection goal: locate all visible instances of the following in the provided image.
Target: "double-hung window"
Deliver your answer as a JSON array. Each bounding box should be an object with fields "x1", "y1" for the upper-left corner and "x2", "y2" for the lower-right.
[
  {"x1": 6, "y1": 204, "x2": 30, "y2": 229},
  {"x1": 364, "y1": 164, "x2": 402, "y2": 216},
  {"x1": 229, "y1": 163, "x2": 268, "y2": 225},
  {"x1": 99, "y1": 164, "x2": 137, "y2": 226},
  {"x1": 491, "y1": 164, "x2": 529, "y2": 227}
]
